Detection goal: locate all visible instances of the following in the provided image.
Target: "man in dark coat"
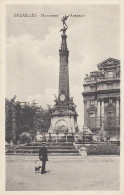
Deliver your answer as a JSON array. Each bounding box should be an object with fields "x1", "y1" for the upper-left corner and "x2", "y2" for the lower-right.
[{"x1": 39, "y1": 142, "x2": 48, "y2": 174}]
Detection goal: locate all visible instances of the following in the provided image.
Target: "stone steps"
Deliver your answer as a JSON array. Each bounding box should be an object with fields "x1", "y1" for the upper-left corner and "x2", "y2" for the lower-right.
[
  {"x1": 6, "y1": 153, "x2": 80, "y2": 156},
  {"x1": 15, "y1": 149, "x2": 78, "y2": 153},
  {"x1": 27, "y1": 142, "x2": 74, "y2": 146},
  {"x1": 6, "y1": 142, "x2": 80, "y2": 156},
  {"x1": 18, "y1": 146, "x2": 75, "y2": 150}
]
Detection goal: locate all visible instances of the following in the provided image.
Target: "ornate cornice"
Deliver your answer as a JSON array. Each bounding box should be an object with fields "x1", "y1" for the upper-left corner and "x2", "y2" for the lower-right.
[
  {"x1": 82, "y1": 91, "x2": 96, "y2": 96},
  {"x1": 97, "y1": 88, "x2": 120, "y2": 94},
  {"x1": 83, "y1": 77, "x2": 120, "y2": 87},
  {"x1": 97, "y1": 78, "x2": 120, "y2": 84},
  {"x1": 97, "y1": 93, "x2": 120, "y2": 99},
  {"x1": 82, "y1": 88, "x2": 120, "y2": 97}
]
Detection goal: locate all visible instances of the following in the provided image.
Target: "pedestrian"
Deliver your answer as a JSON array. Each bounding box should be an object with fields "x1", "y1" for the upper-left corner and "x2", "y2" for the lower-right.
[{"x1": 39, "y1": 142, "x2": 48, "y2": 174}]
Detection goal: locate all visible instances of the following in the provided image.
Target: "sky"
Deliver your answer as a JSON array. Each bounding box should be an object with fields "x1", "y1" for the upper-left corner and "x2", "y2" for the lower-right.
[{"x1": 6, "y1": 4, "x2": 120, "y2": 129}]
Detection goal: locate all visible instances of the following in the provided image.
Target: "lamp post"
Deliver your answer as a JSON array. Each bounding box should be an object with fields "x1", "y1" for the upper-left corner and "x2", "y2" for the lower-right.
[
  {"x1": 49, "y1": 132, "x2": 52, "y2": 142},
  {"x1": 82, "y1": 126, "x2": 86, "y2": 143},
  {"x1": 11, "y1": 98, "x2": 17, "y2": 143},
  {"x1": 64, "y1": 131, "x2": 68, "y2": 142},
  {"x1": 72, "y1": 133, "x2": 74, "y2": 142}
]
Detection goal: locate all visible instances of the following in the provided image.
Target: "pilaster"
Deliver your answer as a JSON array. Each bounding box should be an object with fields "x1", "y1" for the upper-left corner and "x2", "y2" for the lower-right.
[
  {"x1": 101, "y1": 98, "x2": 105, "y2": 128},
  {"x1": 116, "y1": 97, "x2": 120, "y2": 126},
  {"x1": 97, "y1": 99, "x2": 101, "y2": 127}
]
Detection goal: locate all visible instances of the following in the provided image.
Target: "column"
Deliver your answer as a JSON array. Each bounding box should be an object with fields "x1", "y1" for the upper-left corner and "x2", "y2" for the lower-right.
[
  {"x1": 116, "y1": 97, "x2": 120, "y2": 127},
  {"x1": 84, "y1": 99, "x2": 88, "y2": 126},
  {"x1": 87, "y1": 100, "x2": 90, "y2": 127},
  {"x1": 101, "y1": 98, "x2": 104, "y2": 128},
  {"x1": 95, "y1": 100, "x2": 97, "y2": 107},
  {"x1": 97, "y1": 99, "x2": 100, "y2": 127},
  {"x1": 68, "y1": 117, "x2": 72, "y2": 133}
]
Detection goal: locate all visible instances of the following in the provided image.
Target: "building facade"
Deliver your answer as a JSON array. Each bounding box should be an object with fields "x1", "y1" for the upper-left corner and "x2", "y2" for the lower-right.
[{"x1": 82, "y1": 58, "x2": 120, "y2": 136}]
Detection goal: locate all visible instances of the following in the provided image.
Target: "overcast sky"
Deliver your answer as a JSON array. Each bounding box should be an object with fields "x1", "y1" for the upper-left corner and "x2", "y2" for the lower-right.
[{"x1": 6, "y1": 4, "x2": 120, "y2": 129}]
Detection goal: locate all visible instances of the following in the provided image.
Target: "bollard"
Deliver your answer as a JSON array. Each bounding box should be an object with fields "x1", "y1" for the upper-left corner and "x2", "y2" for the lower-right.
[{"x1": 79, "y1": 147, "x2": 87, "y2": 158}]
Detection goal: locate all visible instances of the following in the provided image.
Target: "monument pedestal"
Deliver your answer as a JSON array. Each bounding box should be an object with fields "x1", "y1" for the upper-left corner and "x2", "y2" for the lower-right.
[{"x1": 49, "y1": 111, "x2": 78, "y2": 134}]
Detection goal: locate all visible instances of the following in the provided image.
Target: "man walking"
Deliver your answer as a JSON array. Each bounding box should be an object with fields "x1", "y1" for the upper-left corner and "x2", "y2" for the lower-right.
[{"x1": 39, "y1": 142, "x2": 48, "y2": 174}]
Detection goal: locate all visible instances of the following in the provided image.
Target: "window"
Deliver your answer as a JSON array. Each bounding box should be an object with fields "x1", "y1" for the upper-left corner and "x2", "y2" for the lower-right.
[
  {"x1": 109, "y1": 99, "x2": 113, "y2": 104},
  {"x1": 89, "y1": 113, "x2": 96, "y2": 128},
  {"x1": 89, "y1": 113, "x2": 95, "y2": 118},
  {"x1": 90, "y1": 100, "x2": 95, "y2": 105},
  {"x1": 104, "y1": 98, "x2": 109, "y2": 103},
  {"x1": 108, "y1": 71, "x2": 113, "y2": 78},
  {"x1": 91, "y1": 77, "x2": 95, "y2": 81}
]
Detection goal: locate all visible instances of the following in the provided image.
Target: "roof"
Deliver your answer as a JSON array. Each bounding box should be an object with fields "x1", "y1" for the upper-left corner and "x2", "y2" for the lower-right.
[{"x1": 97, "y1": 58, "x2": 120, "y2": 69}]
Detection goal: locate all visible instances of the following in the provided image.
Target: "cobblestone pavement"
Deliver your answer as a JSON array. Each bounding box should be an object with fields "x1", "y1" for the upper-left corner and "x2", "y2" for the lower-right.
[{"x1": 6, "y1": 155, "x2": 120, "y2": 191}]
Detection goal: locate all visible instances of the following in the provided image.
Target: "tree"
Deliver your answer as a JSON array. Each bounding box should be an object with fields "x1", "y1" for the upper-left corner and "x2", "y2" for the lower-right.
[
  {"x1": 5, "y1": 97, "x2": 51, "y2": 143},
  {"x1": 5, "y1": 99, "x2": 13, "y2": 143}
]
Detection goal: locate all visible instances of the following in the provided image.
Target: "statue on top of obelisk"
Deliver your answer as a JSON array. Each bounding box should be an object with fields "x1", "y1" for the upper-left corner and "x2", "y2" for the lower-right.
[
  {"x1": 60, "y1": 15, "x2": 70, "y2": 35},
  {"x1": 61, "y1": 15, "x2": 69, "y2": 28}
]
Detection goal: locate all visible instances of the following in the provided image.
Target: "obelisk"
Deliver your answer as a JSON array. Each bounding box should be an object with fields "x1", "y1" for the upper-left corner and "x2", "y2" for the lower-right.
[{"x1": 49, "y1": 16, "x2": 78, "y2": 134}]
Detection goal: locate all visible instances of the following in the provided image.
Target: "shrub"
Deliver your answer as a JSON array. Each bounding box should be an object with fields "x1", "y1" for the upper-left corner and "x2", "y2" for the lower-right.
[
  {"x1": 77, "y1": 143, "x2": 120, "y2": 155},
  {"x1": 86, "y1": 143, "x2": 120, "y2": 155},
  {"x1": 19, "y1": 132, "x2": 32, "y2": 144},
  {"x1": 29, "y1": 130, "x2": 36, "y2": 141}
]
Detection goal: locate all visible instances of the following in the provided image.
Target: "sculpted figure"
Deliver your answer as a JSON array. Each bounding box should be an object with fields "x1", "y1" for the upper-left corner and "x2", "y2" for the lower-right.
[
  {"x1": 84, "y1": 74, "x2": 89, "y2": 81},
  {"x1": 60, "y1": 27, "x2": 67, "y2": 34},
  {"x1": 61, "y1": 15, "x2": 69, "y2": 28}
]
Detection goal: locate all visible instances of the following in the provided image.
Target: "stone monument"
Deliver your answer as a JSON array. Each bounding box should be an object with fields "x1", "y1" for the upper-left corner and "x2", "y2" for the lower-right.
[{"x1": 49, "y1": 15, "x2": 78, "y2": 134}]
